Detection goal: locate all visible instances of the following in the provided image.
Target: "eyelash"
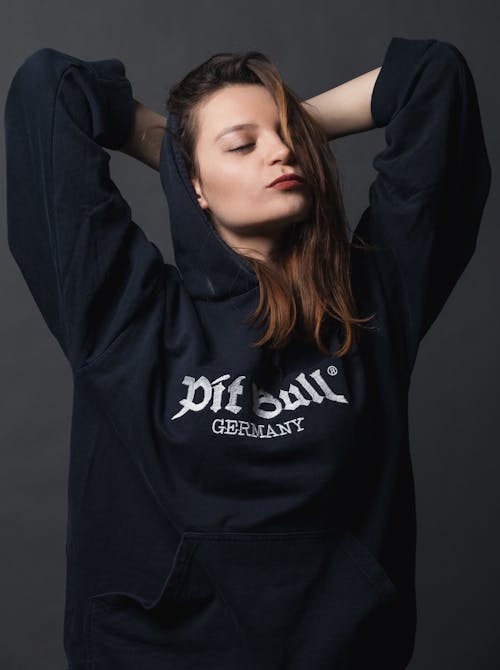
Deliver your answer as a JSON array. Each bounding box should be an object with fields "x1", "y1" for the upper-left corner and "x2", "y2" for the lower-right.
[
  {"x1": 229, "y1": 143, "x2": 255, "y2": 153},
  {"x1": 228, "y1": 132, "x2": 297, "y2": 153}
]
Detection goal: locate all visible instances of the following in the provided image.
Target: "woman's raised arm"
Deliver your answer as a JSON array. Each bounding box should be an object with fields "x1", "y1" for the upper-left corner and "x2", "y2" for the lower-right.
[
  {"x1": 301, "y1": 66, "x2": 381, "y2": 141},
  {"x1": 4, "y1": 49, "x2": 165, "y2": 372},
  {"x1": 355, "y1": 37, "x2": 490, "y2": 375}
]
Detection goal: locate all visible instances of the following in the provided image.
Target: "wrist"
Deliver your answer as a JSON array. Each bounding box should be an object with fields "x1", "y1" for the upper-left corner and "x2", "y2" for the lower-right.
[{"x1": 119, "y1": 99, "x2": 167, "y2": 171}]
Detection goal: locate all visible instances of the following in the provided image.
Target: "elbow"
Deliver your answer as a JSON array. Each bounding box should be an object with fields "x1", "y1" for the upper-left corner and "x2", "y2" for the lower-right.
[{"x1": 5, "y1": 47, "x2": 65, "y2": 119}]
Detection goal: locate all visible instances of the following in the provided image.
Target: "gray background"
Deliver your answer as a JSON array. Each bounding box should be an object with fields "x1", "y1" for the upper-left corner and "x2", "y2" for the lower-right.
[{"x1": 1, "y1": 1, "x2": 497, "y2": 668}]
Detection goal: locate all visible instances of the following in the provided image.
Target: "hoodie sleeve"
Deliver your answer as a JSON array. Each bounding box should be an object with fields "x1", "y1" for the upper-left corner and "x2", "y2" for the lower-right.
[
  {"x1": 4, "y1": 48, "x2": 165, "y2": 372},
  {"x1": 353, "y1": 37, "x2": 491, "y2": 374}
]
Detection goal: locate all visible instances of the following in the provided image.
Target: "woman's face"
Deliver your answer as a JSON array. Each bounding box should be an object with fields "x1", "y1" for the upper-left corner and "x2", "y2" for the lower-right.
[{"x1": 190, "y1": 84, "x2": 312, "y2": 260}]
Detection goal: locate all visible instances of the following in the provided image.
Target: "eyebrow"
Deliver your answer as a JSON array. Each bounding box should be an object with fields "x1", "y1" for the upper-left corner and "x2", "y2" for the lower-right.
[{"x1": 214, "y1": 122, "x2": 259, "y2": 142}]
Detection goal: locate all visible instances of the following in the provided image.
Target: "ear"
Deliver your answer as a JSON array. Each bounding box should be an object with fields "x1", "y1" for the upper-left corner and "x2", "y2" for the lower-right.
[{"x1": 190, "y1": 176, "x2": 209, "y2": 210}]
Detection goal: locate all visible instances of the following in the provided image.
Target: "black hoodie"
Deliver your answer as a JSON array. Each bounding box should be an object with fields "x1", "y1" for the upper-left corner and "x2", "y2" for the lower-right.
[{"x1": 4, "y1": 36, "x2": 491, "y2": 669}]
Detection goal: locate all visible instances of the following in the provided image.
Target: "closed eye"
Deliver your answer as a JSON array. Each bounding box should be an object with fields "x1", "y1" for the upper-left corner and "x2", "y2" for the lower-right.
[{"x1": 229, "y1": 143, "x2": 255, "y2": 153}]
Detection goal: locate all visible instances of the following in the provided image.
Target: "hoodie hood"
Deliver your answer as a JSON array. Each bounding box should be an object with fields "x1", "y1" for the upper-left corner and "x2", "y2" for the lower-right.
[{"x1": 159, "y1": 111, "x2": 260, "y2": 301}]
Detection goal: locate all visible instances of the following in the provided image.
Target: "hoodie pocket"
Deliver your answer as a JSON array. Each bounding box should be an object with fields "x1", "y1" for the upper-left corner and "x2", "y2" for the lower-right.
[{"x1": 86, "y1": 528, "x2": 400, "y2": 670}]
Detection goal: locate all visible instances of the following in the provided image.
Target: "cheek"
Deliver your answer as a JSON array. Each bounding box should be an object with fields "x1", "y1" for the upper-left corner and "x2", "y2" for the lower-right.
[
  {"x1": 206, "y1": 163, "x2": 241, "y2": 197},
  {"x1": 208, "y1": 166, "x2": 259, "y2": 205}
]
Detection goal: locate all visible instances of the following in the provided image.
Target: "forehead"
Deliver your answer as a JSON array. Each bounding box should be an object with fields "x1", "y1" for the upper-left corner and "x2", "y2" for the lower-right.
[{"x1": 197, "y1": 85, "x2": 279, "y2": 142}]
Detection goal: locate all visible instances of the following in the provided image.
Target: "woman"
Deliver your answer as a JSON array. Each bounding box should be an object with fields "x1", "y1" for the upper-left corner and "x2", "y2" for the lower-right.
[{"x1": 4, "y1": 36, "x2": 491, "y2": 669}]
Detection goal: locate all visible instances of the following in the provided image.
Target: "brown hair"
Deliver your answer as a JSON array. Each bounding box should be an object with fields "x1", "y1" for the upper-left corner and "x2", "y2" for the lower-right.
[{"x1": 164, "y1": 50, "x2": 376, "y2": 357}]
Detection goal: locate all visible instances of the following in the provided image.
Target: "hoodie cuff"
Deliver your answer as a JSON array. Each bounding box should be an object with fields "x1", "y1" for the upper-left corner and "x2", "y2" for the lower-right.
[
  {"x1": 86, "y1": 57, "x2": 135, "y2": 150},
  {"x1": 370, "y1": 36, "x2": 438, "y2": 128}
]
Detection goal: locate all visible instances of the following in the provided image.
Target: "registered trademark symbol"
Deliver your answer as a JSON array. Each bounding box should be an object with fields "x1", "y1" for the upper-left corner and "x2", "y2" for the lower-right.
[{"x1": 327, "y1": 365, "x2": 338, "y2": 376}]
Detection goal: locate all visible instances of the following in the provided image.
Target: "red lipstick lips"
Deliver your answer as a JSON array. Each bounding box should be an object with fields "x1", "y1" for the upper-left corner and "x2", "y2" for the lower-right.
[{"x1": 267, "y1": 172, "x2": 305, "y2": 188}]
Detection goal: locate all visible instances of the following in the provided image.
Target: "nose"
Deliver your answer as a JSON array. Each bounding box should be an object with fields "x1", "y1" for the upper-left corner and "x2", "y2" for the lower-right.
[{"x1": 268, "y1": 134, "x2": 297, "y2": 166}]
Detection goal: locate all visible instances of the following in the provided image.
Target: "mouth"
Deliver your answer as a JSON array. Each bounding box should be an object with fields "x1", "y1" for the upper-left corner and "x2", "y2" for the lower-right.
[{"x1": 267, "y1": 173, "x2": 306, "y2": 188}]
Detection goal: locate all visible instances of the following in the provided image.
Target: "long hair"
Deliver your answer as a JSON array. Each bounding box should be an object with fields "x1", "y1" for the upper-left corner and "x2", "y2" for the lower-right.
[{"x1": 164, "y1": 50, "x2": 376, "y2": 357}]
